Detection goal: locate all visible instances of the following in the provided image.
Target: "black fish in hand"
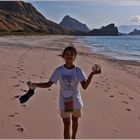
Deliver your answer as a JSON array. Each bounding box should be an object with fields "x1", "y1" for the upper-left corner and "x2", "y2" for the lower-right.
[{"x1": 19, "y1": 89, "x2": 34, "y2": 104}]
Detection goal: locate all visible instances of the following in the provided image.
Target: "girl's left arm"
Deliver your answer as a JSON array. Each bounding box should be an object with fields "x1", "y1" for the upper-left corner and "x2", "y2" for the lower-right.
[{"x1": 80, "y1": 71, "x2": 94, "y2": 89}]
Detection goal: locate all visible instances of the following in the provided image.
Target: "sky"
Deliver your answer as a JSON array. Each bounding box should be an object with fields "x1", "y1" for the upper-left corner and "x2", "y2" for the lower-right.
[{"x1": 28, "y1": 0, "x2": 140, "y2": 29}]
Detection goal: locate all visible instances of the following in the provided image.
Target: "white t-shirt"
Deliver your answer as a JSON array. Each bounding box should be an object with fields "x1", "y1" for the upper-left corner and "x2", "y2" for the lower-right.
[{"x1": 49, "y1": 65, "x2": 87, "y2": 109}]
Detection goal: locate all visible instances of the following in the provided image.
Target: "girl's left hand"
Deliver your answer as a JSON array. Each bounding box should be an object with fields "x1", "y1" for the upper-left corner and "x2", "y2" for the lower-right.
[{"x1": 92, "y1": 64, "x2": 101, "y2": 74}]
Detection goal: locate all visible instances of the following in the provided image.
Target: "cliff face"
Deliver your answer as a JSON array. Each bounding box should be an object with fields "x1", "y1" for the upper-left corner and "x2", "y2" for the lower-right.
[
  {"x1": 0, "y1": 1, "x2": 70, "y2": 34},
  {"x1": 88, "y1": 24, "x2": 119, "y2": 36},
  {"x1": 59, "y1": 15, "x2": 90, "y2": 32}
]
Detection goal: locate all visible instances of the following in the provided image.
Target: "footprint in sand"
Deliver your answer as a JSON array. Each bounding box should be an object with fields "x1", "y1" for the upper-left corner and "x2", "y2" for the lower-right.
[
  {"x1": 31, "y1": 74, "x2": 39, "y2": 77},
  {"x1": 15, "y1": 124, "x2": 24, "y2": 133},
  {"x1": 12, "y1": 84, "x2": 20, "y2": 88},
  {"x1": 126, "y1": 108, "x2": 131, "y2": 112},
  {"x1": 104, "y1": 78, "x2": 109, "y2": 81},
  {"x1": 19, "y1": 80, "x2": 25, "y2": 83},
  {"x1": 14, "y1": 112, "x2": 19, "y2": 115},
  {"x1": 129, "y1": 97, "x2": 134, "y2": 100},
  {"x1": 15, "y1": 71, "x2": 20, "y2": 73},
  {"x1": 17, "y1": 73, "x2": 22, "y2": 76},
  {"x1": 14, "y1": 95, "x2": 21, "y2": 99},
  {"x1": 11, "y1": 76, "x2": 18, "y2": 79},
  {"x1": 16, "y1": 71, "x2": 21, "y2": 74},
  {"x1": 112, "y1": 128, "x2": 121, "y2": 134},
  {"x1": 17, "y1": 62, "x2": 21, "y2": 65},
  {"x1": 107, "y1": 87, "x2": 111, "y2": 90},
  {"x1": 11, "y1": 95, "x2": 21, "y2": 101},
  {"x1": 20, "y1": 61, "x2": 24, "y2": 64},
  {"x1": 110, "y1": 95, "x2": 114, "y2": 98},
  {"x1": 20, "y1": 89, "x2": 27, "y2": 92},
  {"x1": 94, "y1": 82, "x2": 100, "y2": 88},
  {"x1": 21, "y1": 104, "x2": 26, "y2": 107},
  {"x1": 8, "y1": 114, "x2": 15, "y2": 117},
  {"x1": 21, "y1": 72, "x2": 26, "y2": 75},
  {"x1": 8, "y1": 112, "x2": 19, "y2": 118},
  {"x1": 118, "y1": 91, "x2": 124, "y2": 95},
  {"x1": 122, "y1": 101, "x2": 128, "y2": 104},
  {"x1": 10, "y1": 84, "x2": 20, "y2": 90},
  {"x1": 14, "y1": 95, "x2": 21, "y2": 98},
  {"x1": 104, "y1": 90, "x2": 109, "y2": 92},
  {"x1": 20, "y1": 69, "x2": 24, "y2": 71}
]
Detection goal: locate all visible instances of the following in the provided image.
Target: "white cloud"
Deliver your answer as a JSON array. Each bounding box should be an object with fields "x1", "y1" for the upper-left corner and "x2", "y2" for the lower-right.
[{"x1": 131, "y1": 16, "x2": 140, "y2": 23}]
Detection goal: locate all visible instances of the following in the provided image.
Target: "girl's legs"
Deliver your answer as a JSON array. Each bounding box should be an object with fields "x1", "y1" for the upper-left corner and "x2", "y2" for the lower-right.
[
  {"x1": 72, "y1": 116, "x2": 78, "y2": 139},
  {"x1": 63, "y1": 117, "x2": 71, "y2": 139},
  {"x1": 61, "y1": 110, "x2": 81, "y2": 139}
]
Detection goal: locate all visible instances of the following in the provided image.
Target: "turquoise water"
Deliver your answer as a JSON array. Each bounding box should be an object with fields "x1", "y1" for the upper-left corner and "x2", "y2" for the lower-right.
[{"x1": 77, "y1": 35, "x2": 140, "y2": 62}]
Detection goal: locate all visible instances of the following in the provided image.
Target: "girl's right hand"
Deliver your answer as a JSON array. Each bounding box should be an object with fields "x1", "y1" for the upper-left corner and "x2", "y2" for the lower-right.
[{"x1": 27, "y1": 81, "x2": 37, "y2": 90}]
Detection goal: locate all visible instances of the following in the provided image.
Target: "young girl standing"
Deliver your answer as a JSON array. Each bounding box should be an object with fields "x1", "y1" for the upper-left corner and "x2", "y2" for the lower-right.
[{"x1": 29, "y1": 46, "x2": 100, "y2": 139}]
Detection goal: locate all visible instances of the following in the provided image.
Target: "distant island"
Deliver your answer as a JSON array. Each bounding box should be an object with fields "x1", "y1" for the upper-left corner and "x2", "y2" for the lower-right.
[
  {"x1": 0, "y1": 1, "x2": 139, "y2": 36},
  {"x1": 59, "y1": 15, "x2": 90, "y2": 33},
  {"x1": 87, "y1": 24, "x2": 118, "y2": 36},
  {"x1": 128, "y1": 29, "x2": 140, "y2": 35}
]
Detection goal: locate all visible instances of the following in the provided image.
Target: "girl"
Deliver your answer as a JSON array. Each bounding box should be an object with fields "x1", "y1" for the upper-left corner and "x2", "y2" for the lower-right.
[{"x1": 30, "y1": 45, "x2": 100, "y2": 139}]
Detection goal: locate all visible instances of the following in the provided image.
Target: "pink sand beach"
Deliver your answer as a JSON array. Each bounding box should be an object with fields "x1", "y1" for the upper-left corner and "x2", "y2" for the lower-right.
[{"x1": 0, "y1": 35, "x2": 140, "y2": 139}]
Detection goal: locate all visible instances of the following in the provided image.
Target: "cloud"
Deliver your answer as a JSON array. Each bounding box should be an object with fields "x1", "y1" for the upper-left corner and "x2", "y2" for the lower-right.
[{"x1": 131, "y1": 16, "x2": 140, "y2": 23}]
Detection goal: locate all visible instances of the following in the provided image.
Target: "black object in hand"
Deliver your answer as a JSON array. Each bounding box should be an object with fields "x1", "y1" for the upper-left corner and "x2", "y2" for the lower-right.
[{"x1": 19, "y1": 89, "x2": 34, "y2": 104}]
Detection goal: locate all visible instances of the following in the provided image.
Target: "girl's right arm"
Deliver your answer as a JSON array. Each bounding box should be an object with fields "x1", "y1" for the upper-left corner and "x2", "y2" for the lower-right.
[{"x1": 33, "y1": 81, "x2": 54, "y2": 88}]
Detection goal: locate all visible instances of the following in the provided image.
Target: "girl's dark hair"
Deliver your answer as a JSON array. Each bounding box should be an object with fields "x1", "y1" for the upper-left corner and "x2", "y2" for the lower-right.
[{"x1": 62, "y1": 44, "x2": 77, "y2": 58}]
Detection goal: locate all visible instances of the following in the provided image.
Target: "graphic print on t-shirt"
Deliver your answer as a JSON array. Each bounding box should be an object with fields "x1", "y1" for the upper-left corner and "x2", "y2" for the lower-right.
[{"x1": 61, "y1": 74, "x2": 75, "y2": 91}]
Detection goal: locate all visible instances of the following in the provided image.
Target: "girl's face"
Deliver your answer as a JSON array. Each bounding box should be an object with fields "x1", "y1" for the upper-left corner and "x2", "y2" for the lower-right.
[{"x1": 63, "y1": 50, "x2": 76, "y2": 64}]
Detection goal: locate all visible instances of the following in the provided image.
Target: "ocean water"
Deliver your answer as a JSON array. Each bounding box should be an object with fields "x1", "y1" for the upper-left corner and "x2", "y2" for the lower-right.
[{"x1": 77, "y1": 35, "x2": 140, "y2": 62}]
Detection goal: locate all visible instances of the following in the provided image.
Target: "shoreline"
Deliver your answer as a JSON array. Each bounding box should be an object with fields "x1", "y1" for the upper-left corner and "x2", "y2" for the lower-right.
[
  {"x1": 1, "y1": 34, "x2": 140, "y2": 64},
  {"x1": 75, "y1": 35, "x2": 140, "y2": 63},
  {"x1": 0, "y1": 35, "x2": 140, "y2": 79},
  {"x1": 0, "y1": 35, "x2": 139, "y2": 79}
]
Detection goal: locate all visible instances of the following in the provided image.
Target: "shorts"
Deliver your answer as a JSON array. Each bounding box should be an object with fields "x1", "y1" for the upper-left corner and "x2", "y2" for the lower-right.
[{"x1": 60, "y1": 109, "x2": 82, "y2": 118}]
